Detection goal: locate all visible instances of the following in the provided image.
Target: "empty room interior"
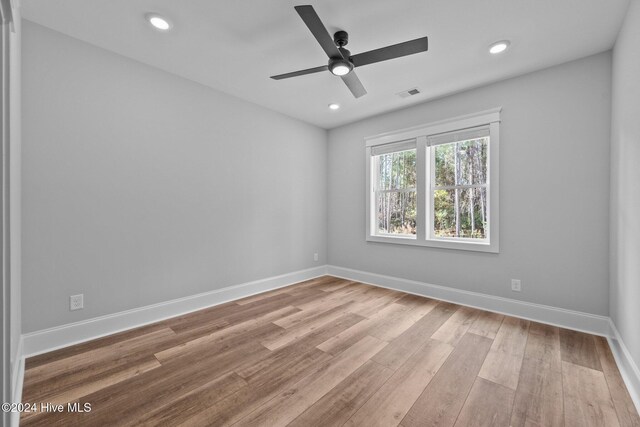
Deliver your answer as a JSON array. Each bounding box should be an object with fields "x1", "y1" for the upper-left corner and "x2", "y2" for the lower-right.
[{"x1": 2, "y1": 0, "x2": 640, "y2": 426}]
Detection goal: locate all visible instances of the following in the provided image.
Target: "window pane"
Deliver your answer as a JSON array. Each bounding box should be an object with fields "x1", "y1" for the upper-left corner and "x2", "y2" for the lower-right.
[
  {"x1": 434, "y1": 144, "x2": 456, "y2": 187},
  {"x1": 434, "y1": 137, "x2": 488, "y2": 187},
  {"x1": 433, "y1": 189, "x2": 456, "y2": 237},
  {"x1": 433, "y1": 187, "x2": 487, "y2": 239},
  {"x1": 458, "y1": 187, "x2": 487, "y2": 239},
  {"x1": 376, "y1": 149, "x2": 416, "y2": 190},
  {"x1": 376, "y1": 191, "x2": 417, "y2": 235}
]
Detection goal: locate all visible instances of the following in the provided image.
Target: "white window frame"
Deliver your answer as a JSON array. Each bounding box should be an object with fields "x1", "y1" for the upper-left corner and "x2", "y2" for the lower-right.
[
  {"x1": 370, "y1": 140, "x2": 418, "y2": 240},
  {"x1": 365, "y1": 108, "x2": 500, "y2": 253}
]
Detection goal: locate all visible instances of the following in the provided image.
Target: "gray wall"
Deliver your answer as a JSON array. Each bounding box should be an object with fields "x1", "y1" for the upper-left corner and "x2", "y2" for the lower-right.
[
  {"x1": 610, "y1": 0, "x2": 640, "y2": 371},
  {"x1": 328, "y1": 52, "x2": 612, "y2": 316},
  {"x1": 21, "y1": 21, "x2": 327, "y2": 333}
]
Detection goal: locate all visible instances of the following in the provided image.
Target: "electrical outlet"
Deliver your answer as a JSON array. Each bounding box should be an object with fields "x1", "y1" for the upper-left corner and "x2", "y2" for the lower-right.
[
  {"x1": 313, "y1": 253, "x2": 319, "y2": 262},
  {"x1": 511, "y1": 279, "x2": 522, "y2": 292},
  {"x1": 70, "y1": 294, "x2": 84, "y2": 311}
]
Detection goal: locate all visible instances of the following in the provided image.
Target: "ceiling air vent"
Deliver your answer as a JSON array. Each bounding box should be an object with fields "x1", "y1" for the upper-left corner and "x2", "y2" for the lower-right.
[{"x1": 397, "y1": 87, "x2": 421, "y2": 98}]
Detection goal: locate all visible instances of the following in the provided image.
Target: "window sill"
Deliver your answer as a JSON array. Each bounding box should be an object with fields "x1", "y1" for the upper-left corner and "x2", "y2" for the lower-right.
[{"x1": 366, "y1": 234, "x2": 499, "y2": 253}]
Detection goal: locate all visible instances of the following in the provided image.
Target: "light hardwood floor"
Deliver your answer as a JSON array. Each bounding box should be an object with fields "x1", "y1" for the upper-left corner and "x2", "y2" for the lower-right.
[{"x1": 21, "y1": 276, "x2": 640, "y2": 426}]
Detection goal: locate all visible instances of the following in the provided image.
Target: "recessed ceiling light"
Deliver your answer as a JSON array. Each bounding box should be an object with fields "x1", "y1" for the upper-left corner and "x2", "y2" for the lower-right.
[
  {"x1": 328, "y1": 103, "x2": 340, "y2": 110},
  {"x1": 146, "y1": 13, "x2": 172, "y2": 31},
  {"x1": 489, "y1": 40, "x2": 510, "y2": 54}
]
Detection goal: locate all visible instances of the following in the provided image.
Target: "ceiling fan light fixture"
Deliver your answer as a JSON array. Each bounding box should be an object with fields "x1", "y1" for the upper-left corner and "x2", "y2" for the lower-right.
[
  {"x1": 328, "y1": 58, "x2": 353, "y2": 76},
  {"x1": 489, "y1": 40, "x2": 510, "y2": 54}
]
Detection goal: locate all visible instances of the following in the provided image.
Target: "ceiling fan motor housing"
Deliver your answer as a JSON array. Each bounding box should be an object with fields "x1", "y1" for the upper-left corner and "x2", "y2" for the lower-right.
[{"x1": 334, "y1": 30, "x2": 349, "y2": 47}]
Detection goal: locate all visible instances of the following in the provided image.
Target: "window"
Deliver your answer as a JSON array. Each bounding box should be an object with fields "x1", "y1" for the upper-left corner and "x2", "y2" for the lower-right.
[
  {"x1": 366, "y1": 109, "x2": 500, "y2": 252},
  {"x1": 371, "y1": 141, "x2": 417, "y2": 237}
]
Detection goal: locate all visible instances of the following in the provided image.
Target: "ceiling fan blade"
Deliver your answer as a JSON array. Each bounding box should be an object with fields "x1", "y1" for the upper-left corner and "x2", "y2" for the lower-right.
[
  {"x1": 271, "y1": 65, "x2": 328, "y2": 80},
  {"x1": 341, "y1": 71, "x2": 367, "y2": 98},
  {"x1": 351, "y1": 37, "x2": 428, "y2": 67},
  {"x1": 294, "y1": 5, "x2": 343, "y2": 59}
]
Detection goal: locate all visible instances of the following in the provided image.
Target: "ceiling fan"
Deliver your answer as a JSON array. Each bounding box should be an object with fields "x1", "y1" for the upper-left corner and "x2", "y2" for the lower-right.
[{"x1": 270, "y1": 5, "x2": 429, "y2": 99}]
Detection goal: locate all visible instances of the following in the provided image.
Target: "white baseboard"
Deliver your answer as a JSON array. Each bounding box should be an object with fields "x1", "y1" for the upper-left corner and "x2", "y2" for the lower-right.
[
  {"x1": 608, "y1": 320, "x2": 640, "y2": 415},
  {"x1": 327, "y1": 265, "x2": 611, "y2": 337},
  {"x1": 22, "y1": 266, "x2": 327, "y2": 357}
]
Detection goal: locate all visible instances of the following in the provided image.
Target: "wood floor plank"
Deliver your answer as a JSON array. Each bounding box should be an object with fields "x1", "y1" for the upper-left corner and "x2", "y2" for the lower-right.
[
  {"x1": 135, "y1": 372, "x2": 248, "y2": 426},
  {"x1": 478, "y1": 316, "x2": 529, "y2": 390},
  {"x1": 289, "y1": 279, "x2": 367, "y2": 309},
  {"x1": 273, "y1": 297, "x2": 347, "y2": 329},
  {"x1": 235, "y1": 312, "x2": 364, "y2": 382},
  {"x1": 316, "y1": 303, "x2": 408, "y2": 355},
  {"x1": 176, "y1": 348, "x2": 333, "y2": 426},
  {"x1": 21, "y1": 357, "x2": 162, "y2": 423},
  {"x1": 348, "y1": 288, "x2": 405, "y2": 318},
  {"x1": 237, "y1": 335, "x2": 387, "y2": 426},
  {"x1": 372, "y1": 302, "x2": 458, "y2": 370},
  {"x1": 525, "y1": 322, "x2": 562, "y2": 362},
  {"x1": 24, "y1": 328, "x2": 176, "y2": 385},
  {"x1": 291, "y1": 289, "x2": 361, "y2": 313},
  {"x1": 409, "y1": 301, "x2": 439, "y2": 319},
  {"x1": 159, "y1": 323, "x2": 280, "y2": 371},
  {"x1": 168, "y1": 291, "x2": 305, "y2": 335},
  {"x1": 284, "y1": 286, "x2": 327, "y2": 299},
  {"x1": 594, "y1": 336, "x2": 640, "y2": 427},
  {"x1": 233, "y1": 277, "x2": 330, "y2": 306},
  {"x1": 169, "y1": 293, "x2": 298, "y2": 340},
  {"x1": 313, "y1": 277, "x2": 355, "y2": 292},
  {"x1": 23, "y1": 352, "x2": 161, "y2": 405},
  {"x1": 396, "y1": 295, "x2": 439, "y2": 317},
  {"x1": 511, "y1": 356, "x2": 564, "y2": 427},
  {"x1": 155, "y1": 306, "x2": 296, "y2": 362},
  {"x1": 368, "y1": 303, "x2": 428, "y2": 342},
  {"x1": 401, "y1": 332, "x2": 493, "y2": 427},
  {"x1": 345, "y1": 339, "x2": 454, "y2": 427},
  {"x1": 431, "y1": 306, "x2": 480, "y2": 346},
  {"x1": 282, "y1": 288, "x2": 342, "y2": 309},
  {"x1": 559, "y1": 328, "x2": 603, "y2": 371},
  {"x1": 288, "y1": 360, "x2": 394, "y2": 427},
  {"x1": 216, "y1": 294, "x2": 300, "y2": 324},
  {"x1": 562, "y1": 360, "x2": 621, "y2": 427},
  {"x1": 510, "y1": 324, "x2": 564, "y2": 427},
  {"x1": 22, "y1": 339, "x2": 271, "y2": 426},
  {"x1": 395, "y1": 293, "x2": 433, "y2": 308},
  {"x1": 24, "y1": 322, "x2": 172, "y2": 370},
  {"x1": 261, "y1": 303, "x2": 354, "y2": 351},
  {"x1": 454, "y1": 377, "x2": 515, "y2": 427},
  {"x1": 467, "y1": 310, "x2": 504, "y2": 339}
]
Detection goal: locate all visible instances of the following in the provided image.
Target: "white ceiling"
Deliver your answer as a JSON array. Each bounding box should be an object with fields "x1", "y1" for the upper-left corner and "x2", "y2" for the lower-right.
[{"x1": 22, "y1": 0, "x2": 629, "y2": 129}]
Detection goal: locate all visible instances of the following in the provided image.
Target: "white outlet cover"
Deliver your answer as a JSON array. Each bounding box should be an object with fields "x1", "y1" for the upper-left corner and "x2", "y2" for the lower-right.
[
  {"x1": 314, "y1": 253, "x2": 319, "y2": 261},
  {"x1": 511, "y1": 279, "x2": 522, "y2": 292},
  {"x1": 70, "y1": 294, "x2": 84, "y2": 311}
]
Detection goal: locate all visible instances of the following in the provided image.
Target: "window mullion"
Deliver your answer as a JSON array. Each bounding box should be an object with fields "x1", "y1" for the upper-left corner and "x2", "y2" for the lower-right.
[{"x1": 416, "y1": 136, "x2": 427, "y2": 241}]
